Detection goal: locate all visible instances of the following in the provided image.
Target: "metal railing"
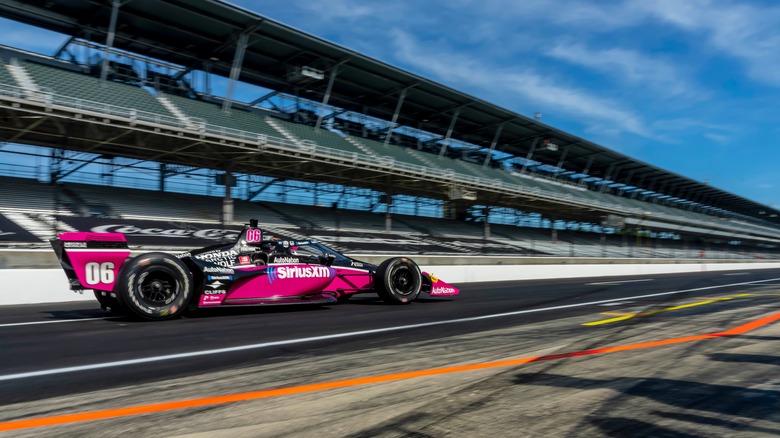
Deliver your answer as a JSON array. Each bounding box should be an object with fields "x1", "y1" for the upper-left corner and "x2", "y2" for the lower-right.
[{"x1": 2, "y1": 82, "x2": 780, "y2": 240}]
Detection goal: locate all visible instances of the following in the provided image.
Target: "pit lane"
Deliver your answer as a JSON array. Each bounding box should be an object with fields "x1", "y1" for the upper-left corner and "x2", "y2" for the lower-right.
[{"x1": 1, "y1": 269, "x2": 780, "y2": 436}]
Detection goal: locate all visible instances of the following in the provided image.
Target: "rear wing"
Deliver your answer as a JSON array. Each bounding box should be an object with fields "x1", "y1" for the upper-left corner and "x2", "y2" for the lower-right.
[{"x1": 51, "y1": 232, "x2": 131, "y2": 292}]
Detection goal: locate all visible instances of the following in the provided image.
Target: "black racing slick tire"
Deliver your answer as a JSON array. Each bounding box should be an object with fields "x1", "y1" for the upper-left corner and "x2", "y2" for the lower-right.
[
  {"x1": 375, "y1": 257, "x2": 422, "y2": 304},
  {"x1": 116, "y1": 252, "x2": 193, "y2": 320}
]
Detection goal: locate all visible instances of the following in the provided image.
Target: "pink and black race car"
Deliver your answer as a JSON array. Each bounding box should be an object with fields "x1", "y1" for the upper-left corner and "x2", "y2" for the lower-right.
[{"x1": 50, "y1": 219, "x2": 459, "y2": 320}]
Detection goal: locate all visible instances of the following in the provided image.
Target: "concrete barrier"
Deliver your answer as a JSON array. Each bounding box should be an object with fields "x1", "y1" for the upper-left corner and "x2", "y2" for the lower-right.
[
  {"x1": 420, "y1": 262, "x2": 780, "y2": 284},
  {"x1": 2, "y1": 261, "x2": 780, "y2": 306}
]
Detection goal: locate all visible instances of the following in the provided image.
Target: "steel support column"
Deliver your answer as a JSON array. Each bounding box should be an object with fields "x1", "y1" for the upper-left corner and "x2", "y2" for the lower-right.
[
  {"x1": 315, "y1": 62, "x2": 344, "y2": 130},
  {"x1": 159, "y1": 162, "x2": 166, "y2": 192},
  {"x1": 250, "y1": 90, "x2": 280, "y2": 106},
  {"x1": 438, "y1": 109, "x2": 461, "y2": 157},
  {"x1": 631, "y1": 174, "x2": 647, "y2": 199},
  {"x1": 484, "y1": 206, "x2": 491, "y2": 240},
  {"x1": 384, "y1": 87, "x2": 409, "y2": 145},
  {"x1": 385, "y1": 192, "x2": 393, "y2": 232},
  {"x1": 521, "y1": 137, "x2": 540, "y2": 174},
  {"x1": 222, "y1": 32, "x2": 249, "y2": 112},
  {"x1": 100, "y1": 0, "x2": 121, "y2": 84},
  {"x1": 223, "y1": 169, "x2": 234, "y2": 225},
  {"x1": 600, "y1": 164, "x2": 617, "y2": 193},
  {"x1": 580, "y1": 155, "x2": 595, "y2": 183},
  {"x1": 554, "y1": 146, "x2": 570, "y2": 179},
  {"x1": 483, "y1": 123, "x2": 504, "y2": 168}
]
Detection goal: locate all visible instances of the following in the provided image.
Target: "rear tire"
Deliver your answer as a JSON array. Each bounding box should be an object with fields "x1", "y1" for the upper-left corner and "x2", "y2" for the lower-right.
[
  {"x1": 375, "y1": 257, "x2": 422, "y2": 304},
  {"x1": 116, "y1": 252, "x2": 193, "y2": 320}
]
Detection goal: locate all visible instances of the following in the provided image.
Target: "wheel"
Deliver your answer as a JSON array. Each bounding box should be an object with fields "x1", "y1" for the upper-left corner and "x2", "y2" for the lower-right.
[
  {"x1": 116, "y1": 252, "x2": 193, "y2": 320},
  {"x1": 374, "y1": 257, "x2": 422, "y2": 304},
  {"x1": 93, "y1": 291, "x2": 126, "y2": 315}
]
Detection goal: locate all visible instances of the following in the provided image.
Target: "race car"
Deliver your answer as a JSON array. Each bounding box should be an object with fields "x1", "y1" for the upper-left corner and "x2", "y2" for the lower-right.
[{"x1": 50, "y1": 219, "x2": 459, "y2": 320}]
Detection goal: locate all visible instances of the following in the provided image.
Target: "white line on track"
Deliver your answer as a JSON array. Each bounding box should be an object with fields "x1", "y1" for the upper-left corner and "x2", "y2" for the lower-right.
[
  {"x1": 0, "y1": 317, "x2": 118, "y2": 328},
  {"x1": 1, "y1": 276, "x2": 779, "y2": 382},
  {"x1": 723, "y1": 273, "x2": 749, "y2": 276},
  {"x1": 587, "y1": 279, "x2": 654, "y2": 286}
]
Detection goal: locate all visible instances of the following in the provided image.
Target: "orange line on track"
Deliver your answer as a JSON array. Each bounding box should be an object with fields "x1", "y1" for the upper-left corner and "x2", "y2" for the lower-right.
[{"x1": 2, "y1": 310, "x2": 779, "y2": 433}]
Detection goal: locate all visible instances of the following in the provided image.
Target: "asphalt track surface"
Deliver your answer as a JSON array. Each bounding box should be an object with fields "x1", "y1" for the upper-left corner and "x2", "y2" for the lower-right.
[{"x1": 2, "y1": 269, "x2": 780, "y2": 436}]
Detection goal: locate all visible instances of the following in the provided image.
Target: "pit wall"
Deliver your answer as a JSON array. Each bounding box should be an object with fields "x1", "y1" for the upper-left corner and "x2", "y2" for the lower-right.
[{"x1": 1, "y1": 250, "x2": 779, "y2": 306}]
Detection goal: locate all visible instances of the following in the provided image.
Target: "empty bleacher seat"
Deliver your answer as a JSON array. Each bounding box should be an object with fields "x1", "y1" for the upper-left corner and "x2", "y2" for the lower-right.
[
  {"x1": 23, "y1": 61, "x2": 172, "y2": 117},
  {"x1": 271, "y1": 118, "x2": 365, "y2": 155},
  {"x1": 163, "y1": 93, "x2": 280, "y2": 138}
]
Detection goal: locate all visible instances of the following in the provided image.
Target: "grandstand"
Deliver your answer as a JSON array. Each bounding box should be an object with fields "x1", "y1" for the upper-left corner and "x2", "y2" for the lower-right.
[{"x1": 1, "y1": 0, "x2": 779, "y2": 261}]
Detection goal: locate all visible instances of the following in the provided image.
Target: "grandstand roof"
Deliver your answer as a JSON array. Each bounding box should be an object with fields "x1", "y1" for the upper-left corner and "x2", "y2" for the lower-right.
[{"x1": 1, "y1": 0, "x2": 779, "y2": 224}]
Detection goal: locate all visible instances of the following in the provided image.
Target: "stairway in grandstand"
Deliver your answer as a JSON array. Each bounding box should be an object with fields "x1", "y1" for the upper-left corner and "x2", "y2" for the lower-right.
[
  {"x1": 156, "y1": 94, "x2": 200, "y2": 130},
  {"x1": 3, "y1": 212, "x2": 76, "y2": 242},
  {"x1": 4, "y1": 59, "x2": 36, "y2": 96},
  {"x1": 21, "y1": 60, "x2": 175, "y2": 117}
]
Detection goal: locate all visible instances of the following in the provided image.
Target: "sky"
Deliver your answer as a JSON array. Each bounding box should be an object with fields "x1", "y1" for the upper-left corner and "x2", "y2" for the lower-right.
[{"x1": 1, "y1": 0, "x2": 779, "y2": 209}]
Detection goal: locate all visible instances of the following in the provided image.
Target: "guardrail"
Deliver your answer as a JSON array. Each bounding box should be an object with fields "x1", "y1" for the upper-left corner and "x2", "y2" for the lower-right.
[
  {"x1": 1, "y1": 248, "x2": 777, "y2": 270},
  {"x1": 2, "y1": 257, "x2": 780, "y2": 306}
]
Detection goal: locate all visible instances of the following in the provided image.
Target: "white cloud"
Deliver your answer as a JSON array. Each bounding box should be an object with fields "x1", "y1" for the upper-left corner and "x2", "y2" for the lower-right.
[
  {"x1": 284, "y1": 1, "x2": 405, "y2": 22},
  {"x1": 547, "y1": 44, "x2": 704, "y2": 99},
  {"x1": 703, "y1": 132, "x2": 730, "y2": 144},
  {"x1": 390, "y1": 31, "x2": 650, "y2": 138},
  {"x1": 638, "y1": 0, "x2": 780, "y2": 86}
]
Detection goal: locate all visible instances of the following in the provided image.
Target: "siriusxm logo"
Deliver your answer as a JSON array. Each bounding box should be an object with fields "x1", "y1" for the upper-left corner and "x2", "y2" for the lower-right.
[{"x1": 267, "y1": 266, "x2": 332, "y2": 284}]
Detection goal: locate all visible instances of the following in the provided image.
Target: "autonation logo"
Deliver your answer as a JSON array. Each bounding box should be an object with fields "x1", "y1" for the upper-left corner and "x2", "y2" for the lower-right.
[{"x1": 267, "y1": 266, "x2": 332, "y2": 284}]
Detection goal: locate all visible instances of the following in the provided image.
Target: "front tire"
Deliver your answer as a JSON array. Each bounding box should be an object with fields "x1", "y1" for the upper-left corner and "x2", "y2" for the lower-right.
[
  {"x1": 116, "y1": 252, "x2": 193, "y2": 320},
  {"x1": 375, "y1": 257, "x2": 422, "y2": 304}
]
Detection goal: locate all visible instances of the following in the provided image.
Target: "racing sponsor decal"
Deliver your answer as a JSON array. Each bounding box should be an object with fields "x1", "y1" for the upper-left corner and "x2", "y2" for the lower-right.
[
  {"x1": 89, "y1": 224, "x2": 240, "y2": 240},
  {"x1": 203, "y1": 289, "x2": 227, "y2": 295},
  {"x1": 431, "y1": 286, "x2": 457, "y2": 295},
  {"x1": 245, "y1": 228, "x2": 262, "y2": 243},
  {"x1": 195, "y1": 249, "x2": 238, "y2": 261},
  {"x1": 350, "y1": 261, "x2": 364, "y2": 268},
  {"x1": 430, "y1": 274, "x2": 439, "y2": 282},
  {"x1": 207, "y1": 281, "x2": 225, "y2": 289},
  {"x1": 200, "y1": 294, "x2": 223, "y2": 304},
  {"x1": 272, "y1": 256, "x2": 300, "y2": 264},
  {"x1": 64, "y1": 242, "x2": 87, "y2": 248},
  {"x1": 239, "y1": 255, "x2": 251, "y2": 265},
  {"x1": 176, "y1": 252, "x2": 191, "y2": 259},
  {"x1": 267, "y1": 265, "x2": 333, "y2": 284},
  {"x1": 58, "y1": 218, "x2": 242, "y2": 246},
  {"x1": 207, "y1": 275, "x2": 233, "y2": 281},
  {"x1": 203, "y1": 267, "x2": 235, "y2": 274}
]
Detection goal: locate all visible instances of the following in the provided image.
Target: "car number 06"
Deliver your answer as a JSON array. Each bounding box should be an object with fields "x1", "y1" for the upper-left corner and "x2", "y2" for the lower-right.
[
  {"x1": 246, "y1": 229, "x2": 262, "y2": 243},
  {"x1": 85, "y1": 262, "x2": 115, "y2": 285}
]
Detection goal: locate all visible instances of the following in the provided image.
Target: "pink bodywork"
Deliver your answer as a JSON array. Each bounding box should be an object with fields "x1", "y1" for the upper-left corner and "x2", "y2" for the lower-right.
[
  {"x1": 424, "y1": 272, "x2": 460, "y2": 296},
  {"x1": 57, "y1": 232, "x2": 459, "y2": 305},
  {"x1": 59, "y1": 232, "x2": 131, "y2": 292},
  {"x1": 200, "y1": 265, "x2": 376, "y2": 306}
]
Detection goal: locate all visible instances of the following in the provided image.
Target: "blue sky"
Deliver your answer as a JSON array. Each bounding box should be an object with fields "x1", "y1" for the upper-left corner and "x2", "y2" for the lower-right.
[{"x1": 1, "y1": 0, "x2": 779, "y2": 209}]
